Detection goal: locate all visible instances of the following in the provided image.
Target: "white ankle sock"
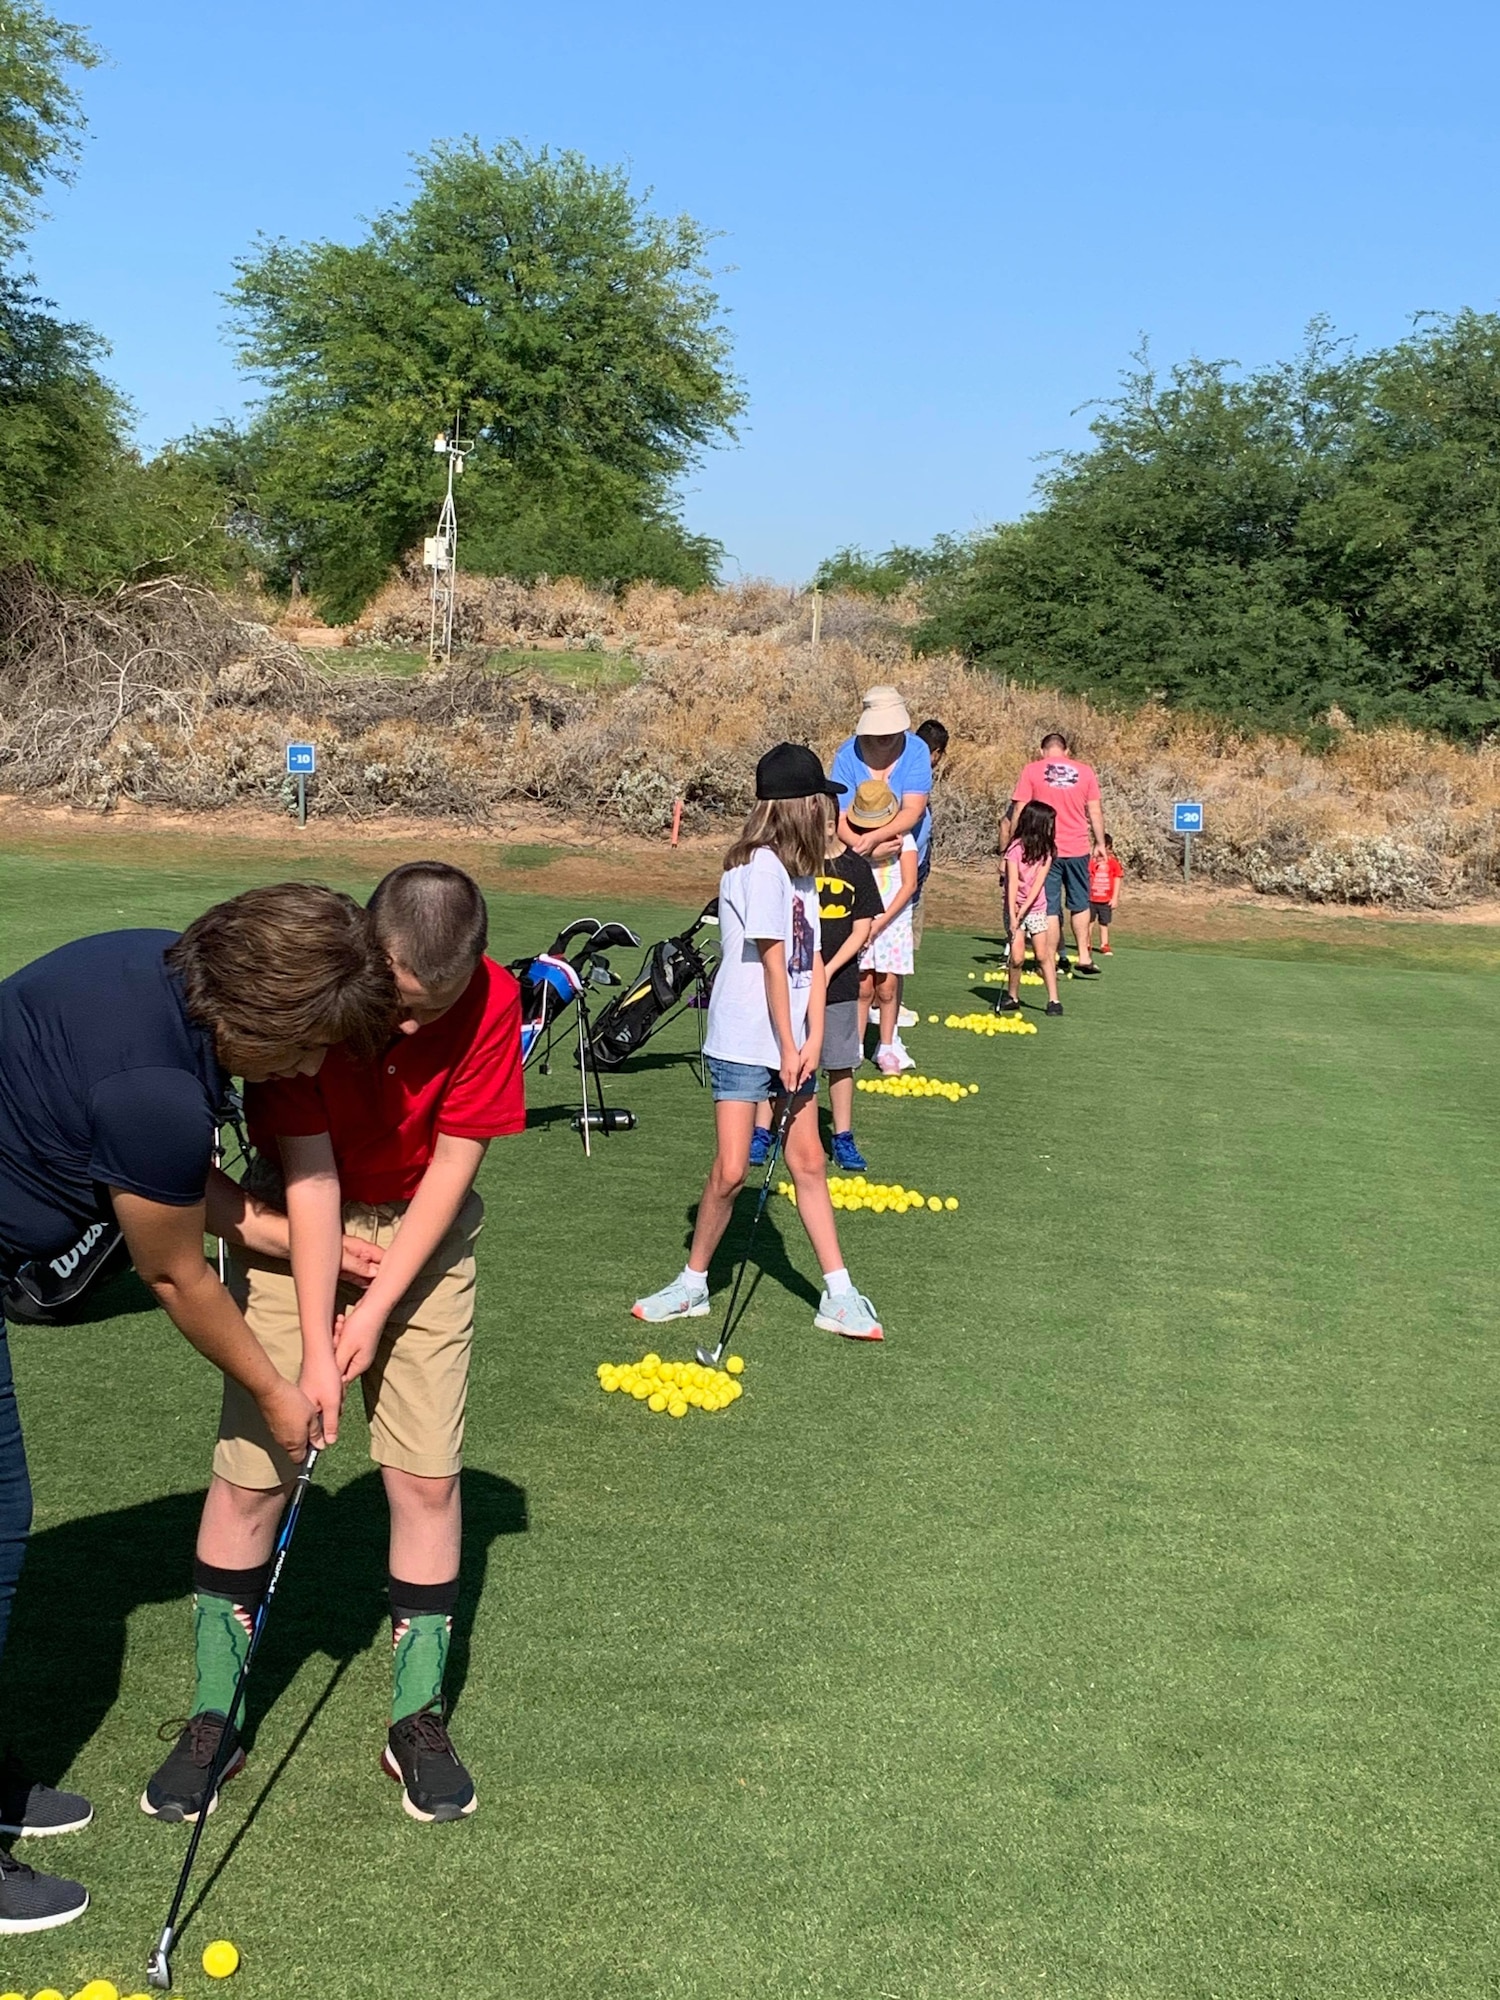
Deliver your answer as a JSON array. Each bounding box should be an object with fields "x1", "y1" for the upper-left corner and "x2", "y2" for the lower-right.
[
  {"x1": 682, "y1": 1265, "x2": 708, "y2": 1291},
  {"x1": 822, "y1": 1266, "x2": 854, "y2": 1295}
]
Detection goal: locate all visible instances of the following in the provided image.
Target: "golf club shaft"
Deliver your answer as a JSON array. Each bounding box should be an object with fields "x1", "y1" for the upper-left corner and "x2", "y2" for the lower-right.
[
  {"x1": 706, "y1": 1091, "x2": 798, "y2": 1364},
  {"x1": 148, "y1": 1447, "x2": 320, "y2": 1982}
]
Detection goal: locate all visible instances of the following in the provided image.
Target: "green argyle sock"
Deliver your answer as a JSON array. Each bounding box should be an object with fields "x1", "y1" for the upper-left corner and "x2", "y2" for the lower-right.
[
  {"x1": 191, "y1": 1559, "x2": 268, "y2": 1718},
  {"x1": 390, "y1": 1576, "x2": 459, "y2": 1723}
]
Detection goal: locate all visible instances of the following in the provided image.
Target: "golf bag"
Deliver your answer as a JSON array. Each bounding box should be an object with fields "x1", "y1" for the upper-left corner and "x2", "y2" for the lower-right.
[
  {"x1": 588, "y1": 900, "x2": 720, "y2": 1072},
  {"x1": 508, "y1": 917, "x2": 642, "y2": 1151}
]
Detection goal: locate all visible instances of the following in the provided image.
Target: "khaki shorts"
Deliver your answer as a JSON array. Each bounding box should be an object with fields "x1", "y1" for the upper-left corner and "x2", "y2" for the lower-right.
[
  {"x1": 911, "y1": 895, "x2": 926, "y2": 952},
  {"x1": 215, "y1": 1189, "x2": 484, "y2": 1488}
]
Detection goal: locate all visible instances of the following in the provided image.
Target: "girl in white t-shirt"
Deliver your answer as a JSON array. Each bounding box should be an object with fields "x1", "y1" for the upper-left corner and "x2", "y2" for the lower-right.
[{"x1": 632, "y1": 744, "x2": 884, "y2": 1342}]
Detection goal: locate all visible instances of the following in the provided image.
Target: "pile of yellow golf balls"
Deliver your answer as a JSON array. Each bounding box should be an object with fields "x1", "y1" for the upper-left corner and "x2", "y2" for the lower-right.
[
  {"x1": 778, "y1": 1177, "x2": 958, "y2": 1215},
  {"x1": 598, "y1": 1351, "x2": 744, "y2": 1416},
  {"x1": 974, "y1": 968, "x2": 1046, "y2": 987},
  {"x1": 942, "y1": 1011, "x2": 1039, "y2": 1036},
  {"x1": 856, "y1": 1074, "x2": 979, "y2": 1101},
  {"x1": 6, "y1": 1983, "x2": 156, "y2": 2000}
]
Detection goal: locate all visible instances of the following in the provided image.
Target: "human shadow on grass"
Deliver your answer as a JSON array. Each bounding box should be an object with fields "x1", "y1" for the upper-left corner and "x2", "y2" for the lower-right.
[
  {"x1": 681, "y1": 1196, "x2": 821, "y2": 1311},
  {"x1": 0, "y1": 1466, "x2": 527, "y2": 1794}
]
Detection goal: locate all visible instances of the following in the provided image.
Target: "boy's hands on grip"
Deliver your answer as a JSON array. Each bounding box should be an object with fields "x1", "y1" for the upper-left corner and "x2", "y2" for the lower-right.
[
  {"x1": 298, "y1": 1353, "x2": 345, "y2": 1447},
  {"x1": 334, "y1": 1299, "x2": 387, "y2": 1384}
]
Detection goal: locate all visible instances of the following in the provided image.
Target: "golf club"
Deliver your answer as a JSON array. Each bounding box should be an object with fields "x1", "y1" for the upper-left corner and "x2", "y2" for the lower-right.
[
  {"x1": 572, "y1": 1107, "x2": 637, "y2": 1133},
  {"x1": 146, "y1": 1446, "x2": 320, "y2": 1991},
  {"x1": 695, "y1": 1090, "x2": 799, "y2": 1368}
]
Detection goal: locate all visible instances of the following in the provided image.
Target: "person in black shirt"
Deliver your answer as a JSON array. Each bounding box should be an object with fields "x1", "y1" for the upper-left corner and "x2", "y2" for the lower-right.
[
  {"x1": 749, "y1": 818, "x2": 882, "y2": 1174},
  {"x1": 0, "y1": 885, "x2": 394, "y2": 1934}
]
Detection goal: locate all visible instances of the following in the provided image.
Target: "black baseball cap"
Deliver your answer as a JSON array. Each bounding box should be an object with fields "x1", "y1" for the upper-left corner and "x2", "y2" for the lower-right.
[{"x1": 755, "y1": 742, "x2": 846, "y2": 801}]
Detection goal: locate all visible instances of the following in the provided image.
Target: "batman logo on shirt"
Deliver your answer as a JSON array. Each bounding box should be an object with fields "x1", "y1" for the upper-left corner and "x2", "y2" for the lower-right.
[{"x1": 816, "y1": 871, "x2": 856, "y2": 920}]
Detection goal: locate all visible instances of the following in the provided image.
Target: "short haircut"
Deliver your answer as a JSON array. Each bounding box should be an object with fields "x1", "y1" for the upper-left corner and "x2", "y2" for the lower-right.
[
  {"x1": 167, "y1": 884, "x2": 396, "y2": 1071},
  {"x1": 367, "y1": 862, "x2": 489, "y2": 988},
  {"x1": 1104, "y1": 833, "x2": 1114, "y2": 849},
  {"x1": 915, "y1": 718, "x2": 950, "y2": 756},
  {"x1": 1040, "y1": 730, "x2": 1069, "y2": 752}
]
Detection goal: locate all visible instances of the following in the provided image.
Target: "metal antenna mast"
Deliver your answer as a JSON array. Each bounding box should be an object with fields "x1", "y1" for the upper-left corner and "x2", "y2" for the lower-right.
[{"x1": 424, "y1": 419, "x2": 473, "y2": 665}]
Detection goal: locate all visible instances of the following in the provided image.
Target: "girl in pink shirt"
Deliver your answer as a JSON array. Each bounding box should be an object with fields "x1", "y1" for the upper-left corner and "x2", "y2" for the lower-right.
[{"x1": 1002, "y1": 802, "x2": 1062, "y2": 1016}]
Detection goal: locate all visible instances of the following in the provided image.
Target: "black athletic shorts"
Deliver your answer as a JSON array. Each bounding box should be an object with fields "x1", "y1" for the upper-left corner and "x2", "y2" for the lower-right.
[{"x1": 1090, "y1": 901, "x2": 1114, "y2": 926}]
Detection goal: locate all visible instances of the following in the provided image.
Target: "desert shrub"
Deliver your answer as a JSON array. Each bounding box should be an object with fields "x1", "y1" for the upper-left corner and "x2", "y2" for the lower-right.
[{"x1": 8, "y1": 566, "x2": 1500, "y2": 909}]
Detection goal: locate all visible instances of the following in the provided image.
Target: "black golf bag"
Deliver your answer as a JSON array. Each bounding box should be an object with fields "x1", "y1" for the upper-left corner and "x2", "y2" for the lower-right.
[
  {"x1": 588, "y1": 900, "x2": 720, "y2": 1071},
  {"x1": 507, "y1": 917, "x2": 642, "y2": 1150}
]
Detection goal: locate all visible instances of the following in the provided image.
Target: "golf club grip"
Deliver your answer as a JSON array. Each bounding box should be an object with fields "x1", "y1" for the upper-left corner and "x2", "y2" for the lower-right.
[{"x1": 156, "y1": 1449, "x2": 319, "y2": 1944}]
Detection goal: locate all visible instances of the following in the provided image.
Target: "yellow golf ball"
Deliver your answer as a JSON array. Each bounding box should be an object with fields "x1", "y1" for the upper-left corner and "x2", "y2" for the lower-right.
[
  {"x1": 202, "y1": 1940, "x2": 240, "y2": 1979},
  {"x1": 726, "y1": 1355, "x2": 745, "y2": 1374},
  {"x1": 945, "y1": 1196, "x2": 959, "y2": 1210},
  {"x1": 73, "y1": 1985, "x2": 120, "y2": 2000},
  {"x1": 648, "y1": 1390, "x2": 668, "y2": 1412},
  {"x1": 668, "y1": 1398, "x2": 688, "y2": 1418},
  {"x1": 928, "y1": 1195, "x2": 943, "y2": 1212},
  {"x1": 31, "y1": 1989, "x2": 66, "y2": 2000}
]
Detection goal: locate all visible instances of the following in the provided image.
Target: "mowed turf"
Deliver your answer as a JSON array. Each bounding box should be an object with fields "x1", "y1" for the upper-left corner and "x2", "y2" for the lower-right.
[{"x1": 1, "y1": 847, "x2": 1499, "y2": 1998}]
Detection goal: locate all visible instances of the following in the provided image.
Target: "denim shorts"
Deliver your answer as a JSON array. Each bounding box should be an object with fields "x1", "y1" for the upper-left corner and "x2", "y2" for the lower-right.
[{"x1": 706, "y1": 1057, "x2": 815, "y2": 1105}]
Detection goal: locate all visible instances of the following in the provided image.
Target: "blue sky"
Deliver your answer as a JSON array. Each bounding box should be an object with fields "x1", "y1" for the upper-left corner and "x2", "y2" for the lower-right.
[{"x1": 26, "y1": 0, "x2": 1500, "y2": 580}]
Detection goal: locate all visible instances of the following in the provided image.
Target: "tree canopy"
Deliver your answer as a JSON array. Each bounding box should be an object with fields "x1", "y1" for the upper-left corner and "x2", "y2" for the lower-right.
[
  {"x1": 909, "y1": 315, "x2": 1500, "y2": 739},
  {"x1": 220, "y1": 141, "x2": 744, "y2": 617}
]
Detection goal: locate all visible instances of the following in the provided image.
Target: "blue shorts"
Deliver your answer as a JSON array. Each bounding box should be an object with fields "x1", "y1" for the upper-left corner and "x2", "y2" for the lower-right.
[
  {"x1": 1045, "y1": 854, "x2": 1092, "y2": 916},
  {"x1": 706, "y1": 1058, "x2": 816, "y2": 1105}
]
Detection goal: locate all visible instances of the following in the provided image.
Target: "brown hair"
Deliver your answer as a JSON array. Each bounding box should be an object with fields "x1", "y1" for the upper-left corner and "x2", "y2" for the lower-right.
[
  {"x1": 367, "y1": 861, "x2": 488, "y2": 987},
  {"x1": 724, "y1": 797, "x2": 826, "y2": 879},
  {"x1": 166, "y1": 883, "x2": 397, "y2": 1071}
]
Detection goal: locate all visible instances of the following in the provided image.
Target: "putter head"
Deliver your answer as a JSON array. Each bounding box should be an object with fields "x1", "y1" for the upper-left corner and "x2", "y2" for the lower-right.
[{"x1": 147, "y1": 1932, "x2": 173, "y2": 1989}]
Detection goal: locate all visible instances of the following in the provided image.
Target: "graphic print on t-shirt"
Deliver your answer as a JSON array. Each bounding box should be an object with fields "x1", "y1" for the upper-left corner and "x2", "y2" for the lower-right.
[
  {"x1": 1044, "y1": 761, "x2": 1081, "y2": 788},
  {"x1": 790, "y1": 892, "x2": 816, "y2": 981}
]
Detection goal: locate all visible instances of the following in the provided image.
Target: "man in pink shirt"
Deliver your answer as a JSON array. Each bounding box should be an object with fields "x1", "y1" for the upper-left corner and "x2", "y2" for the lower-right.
[{"x1": 999, "y1": 730, "x2": 1107, "y2": 977}]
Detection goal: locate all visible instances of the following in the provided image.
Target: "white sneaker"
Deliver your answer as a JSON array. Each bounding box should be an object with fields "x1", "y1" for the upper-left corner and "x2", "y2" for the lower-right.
[
  {"x1": 875, "y1": 1044, "x2": 903, "y2": 1076},
  {"x1": 896, "y1": 1006, "x2": 919, "y2": 1028},
  {"x1": 631, "y1": 1275, "x2": 710, "y2": 1321},
  {"x1": 814, "y1": 1289, "x2": 884, "y2": 1341},
  {"x1": 892, "y1": 1034, "x2": 916, "y2": 1071}
]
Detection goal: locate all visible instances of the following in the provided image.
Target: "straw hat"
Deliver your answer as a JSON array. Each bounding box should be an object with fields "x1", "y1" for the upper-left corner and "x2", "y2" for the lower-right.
[
  {"x1": 846, "y1": 779, "x2": 900, "y2": 830},
  {"x1": 856, "y1": 685, "x2": 912, "y2": 736}
]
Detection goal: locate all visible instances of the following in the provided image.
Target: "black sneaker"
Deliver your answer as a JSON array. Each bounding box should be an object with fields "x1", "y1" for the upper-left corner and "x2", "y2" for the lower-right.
[
  {"x1": 0, "y1": 1753, "x2": 93, "y2": 1837},
  {"x1": 139, "y1": 1713, "x2": 245, "y2": 1824},
  {"x1": 382, "y1": 1707, "x2": 477, "y2": 1823},
  {"x1": 994, "y1": 993, "x2": 1021, "y2": 1014},
  {"x1": 1057, "y1": 955, "x2": 1072, "y2": 974},
  {"x1": 1045, "y1": 1000, "x2": 1064, "y2": 1016},
  {"x1": 0, "y1": 1847, "x2": 88, "y2": 1933},
  {"x1": 1073, "y1": 961, "x2": 1103, "y2": 977}
]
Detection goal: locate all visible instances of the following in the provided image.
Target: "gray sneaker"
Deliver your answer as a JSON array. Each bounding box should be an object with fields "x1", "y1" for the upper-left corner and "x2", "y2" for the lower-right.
[
  {"x1": 0, "y1": 1753, "x2": 93, "y2": 1837},
  {"x1": 814, "y1": 1289, "x2": 884, "y2": 1341},
  {"x1": 631, "y1": 1275, "x2": 711, "y2": 1323},
  {"x1": 0, "y1": 1847, "x2": 89, "y2": 1933}
]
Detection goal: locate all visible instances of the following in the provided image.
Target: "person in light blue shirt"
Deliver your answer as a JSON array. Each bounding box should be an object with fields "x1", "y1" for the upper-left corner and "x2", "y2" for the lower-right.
[{"x1": 831, "y1": 686, "x2": 933, "y2": 867}]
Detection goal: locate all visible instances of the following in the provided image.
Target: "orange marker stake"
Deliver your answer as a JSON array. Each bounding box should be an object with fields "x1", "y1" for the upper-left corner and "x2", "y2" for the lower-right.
[{"x1": 670, "y1": 797, "x2": 683, "y2": 846}]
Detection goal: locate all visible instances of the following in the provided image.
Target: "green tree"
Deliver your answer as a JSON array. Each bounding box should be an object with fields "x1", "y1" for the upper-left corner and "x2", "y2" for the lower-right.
[
  {"x1": 812, "y1": 535, "x2": 972, "y2": 600},
  {"x1": 915, "y1": 319, "x2": 1500, "y2": 738},
  {"x1": 225, "y1": 140, "x2": 744, "y2": 618},
  {"x1": 0, "y1": 0, "x2": 97, "y2": 254}
]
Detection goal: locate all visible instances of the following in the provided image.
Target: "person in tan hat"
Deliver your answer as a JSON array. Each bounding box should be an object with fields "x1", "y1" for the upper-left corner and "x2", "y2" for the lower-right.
[
  {"x1": 846, "y1": 780, "x2": 919, "y2": 1073},
  {"x1": 831, "y1": 688, "x2": 933, "y2": 1067}
]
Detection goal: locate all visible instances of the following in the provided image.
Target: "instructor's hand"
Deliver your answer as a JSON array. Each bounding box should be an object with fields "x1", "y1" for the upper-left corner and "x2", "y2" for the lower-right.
[
  {"x1": 259, "y1": 1378, "x2": 318, "y2": 1464},
  {"x1": 339, "y1": 1234, "x2": 384, "y2": 1287}
]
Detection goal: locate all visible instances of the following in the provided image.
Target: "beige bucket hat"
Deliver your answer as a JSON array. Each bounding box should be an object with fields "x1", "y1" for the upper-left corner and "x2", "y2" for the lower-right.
[
  {"x1": 846, "y1": 779, "x2": 901, "y2": 830},
  {"x1": 856, "y1": 685, "x2": 912, "y2": 736}
]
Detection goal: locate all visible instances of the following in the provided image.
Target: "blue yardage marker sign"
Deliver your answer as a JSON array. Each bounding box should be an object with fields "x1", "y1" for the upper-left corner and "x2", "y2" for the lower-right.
[
  {"x1": 286, "y1": 741, "x2": 316, "y2": 775},
  {"x1": 1172, "y1": 801, "x2": 1203, "y2": 835}
]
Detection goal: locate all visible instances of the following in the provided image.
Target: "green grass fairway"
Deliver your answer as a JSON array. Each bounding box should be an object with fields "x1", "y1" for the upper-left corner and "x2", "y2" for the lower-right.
[{"x1": 2, "y1": 850, "x2": 1499, "y2": 1997}]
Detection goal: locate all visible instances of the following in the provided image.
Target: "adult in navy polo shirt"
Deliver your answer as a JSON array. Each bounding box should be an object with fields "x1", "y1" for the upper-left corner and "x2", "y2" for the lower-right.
[{"x1": 0, "y1": 885, "x2": 394, "y2": 1935}]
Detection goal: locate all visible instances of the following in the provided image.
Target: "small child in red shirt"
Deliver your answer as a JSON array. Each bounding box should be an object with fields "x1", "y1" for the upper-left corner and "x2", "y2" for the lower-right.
[
  {"x1": 1089, "y1": 834, "x2": 1124, "y2": 954},
  {"x1": 143, "y1": 862, "x2": 524, "y2": 1829}
]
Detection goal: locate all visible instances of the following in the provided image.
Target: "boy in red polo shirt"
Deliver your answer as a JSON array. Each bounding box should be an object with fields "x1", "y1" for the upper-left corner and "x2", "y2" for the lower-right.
[{"x1": 142, "y1": 862, "x2": 524, "y2": 1827}]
